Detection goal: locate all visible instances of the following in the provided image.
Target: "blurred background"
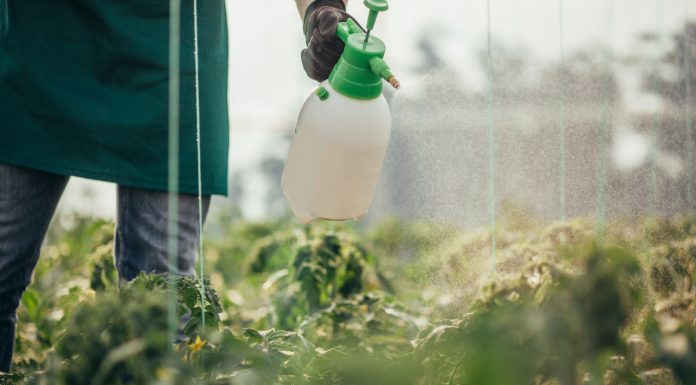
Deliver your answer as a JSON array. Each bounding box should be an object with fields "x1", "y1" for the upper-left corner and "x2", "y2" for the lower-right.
[{"x1": 60, "y1": 0, "x2": 696, "y2": 228}]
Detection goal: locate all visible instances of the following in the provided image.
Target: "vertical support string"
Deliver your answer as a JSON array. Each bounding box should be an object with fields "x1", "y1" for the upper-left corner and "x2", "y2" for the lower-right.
[
  {"x1": 167, "y1": 0, "x2": 182, "y2": 349},
  {"x1": 486, "y1": 0, "x2": 497, "y2": 271},
  {"x1": 558, "y1": 0, "x2": 567, "y2": 221},
  {"x1": 596, "y1": 0, "x2": 613, "y2": 236},
  {"x1": 685, "y1": 0, "x2": 694, "y2": 215},
  {"x1": 192, "y1": 0, "x2": 206, "y2": 334},
  {"x1": 648, "y1": 0, "x2": 664, "y2": 216}
]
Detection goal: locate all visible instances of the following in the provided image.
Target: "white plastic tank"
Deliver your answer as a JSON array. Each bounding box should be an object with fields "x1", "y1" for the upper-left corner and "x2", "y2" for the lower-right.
[{"x1": 282, "y1": 81, "x2": 392, "y2": 223}]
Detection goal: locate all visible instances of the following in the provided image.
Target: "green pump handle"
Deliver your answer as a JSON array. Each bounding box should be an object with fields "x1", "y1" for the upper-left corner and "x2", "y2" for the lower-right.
[{"x1": 364, "y1": 0, "x2": 388, "y2": 33}]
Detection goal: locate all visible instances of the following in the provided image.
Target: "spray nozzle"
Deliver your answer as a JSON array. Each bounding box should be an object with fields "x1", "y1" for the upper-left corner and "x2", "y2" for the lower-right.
[{"x1": 369, "y1": 57, "x2": 400, "y2": 89}]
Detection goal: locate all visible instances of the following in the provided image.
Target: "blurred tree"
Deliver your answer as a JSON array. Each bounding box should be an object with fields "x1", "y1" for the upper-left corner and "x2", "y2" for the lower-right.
[
  {"x1": 635, "y1": 22, "x2": 695, "y2": 214},
  {"x1": 644, "y1": 22, "x2": 696, "y2": 103},
  {"x1": 414, "y1": 33, "x2": 444, "y2": 71}
]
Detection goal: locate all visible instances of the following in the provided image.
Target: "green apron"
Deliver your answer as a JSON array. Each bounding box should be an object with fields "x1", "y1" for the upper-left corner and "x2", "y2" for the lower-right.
[{"x1": 0, "y1": 0, "x2": 229, "y2": 196}]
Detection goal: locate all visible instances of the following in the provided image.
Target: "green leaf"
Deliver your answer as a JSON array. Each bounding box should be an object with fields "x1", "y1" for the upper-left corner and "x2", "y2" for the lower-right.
[
  {"x1": 183, "y1": 316, "x2": 201, "y2": 338},
  {"x1": 243, "y1": 328, "x2": 263, "y2": 344},
  {"x1": 203, "y1": 311, "x2": 219, "y2": 328},
  {"x1": 21, "y1": 288, "x2": 40, "y2": 322},
  {"x1": 266, "y1": 330, "x2": 295, "y2": 341},
  {"x1": 180, "y1": 286, "x2": 198, "y2": 310}
]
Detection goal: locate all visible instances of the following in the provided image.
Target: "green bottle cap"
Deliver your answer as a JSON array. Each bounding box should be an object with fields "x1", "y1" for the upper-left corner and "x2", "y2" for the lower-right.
[{"x1": 328, "y1": 1, "x2": 395, "y2": 100}]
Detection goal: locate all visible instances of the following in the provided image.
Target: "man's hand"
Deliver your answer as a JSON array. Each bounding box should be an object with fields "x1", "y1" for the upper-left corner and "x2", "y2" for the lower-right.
[{"x1": 301, "y1": 0, "x2": 358, "y2": 82}]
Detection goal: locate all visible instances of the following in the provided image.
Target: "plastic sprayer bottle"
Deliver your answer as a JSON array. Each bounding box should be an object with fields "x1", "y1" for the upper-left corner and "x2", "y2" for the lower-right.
[{"x1": 282, "y1": 0, "x2": 399, "y2": 224}]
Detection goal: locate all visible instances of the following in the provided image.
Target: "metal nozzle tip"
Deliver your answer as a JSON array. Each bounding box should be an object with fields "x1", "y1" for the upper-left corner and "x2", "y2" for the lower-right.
[{"x1": 388, "y1": 76, "x2": 401, "y2": 89}]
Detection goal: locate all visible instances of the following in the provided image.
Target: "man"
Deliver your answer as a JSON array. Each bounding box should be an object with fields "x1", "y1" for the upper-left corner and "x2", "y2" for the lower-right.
[{"x1": 0, "y1": 0, "x2": 353, "y2": 372}]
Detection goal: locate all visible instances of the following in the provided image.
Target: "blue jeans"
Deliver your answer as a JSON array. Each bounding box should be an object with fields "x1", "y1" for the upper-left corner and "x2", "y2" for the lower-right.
[{"x1": 0, "y1": 164, "x2": 210, "y2": 372}]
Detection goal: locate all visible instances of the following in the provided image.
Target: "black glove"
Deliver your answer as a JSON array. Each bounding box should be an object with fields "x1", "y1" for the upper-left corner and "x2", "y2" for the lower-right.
[{"x1": 301, "y1": 0, "x2": 359, "y2": 82}]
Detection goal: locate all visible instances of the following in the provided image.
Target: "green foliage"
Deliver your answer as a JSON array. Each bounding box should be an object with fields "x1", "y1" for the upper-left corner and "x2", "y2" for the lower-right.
[
  {"x1": 129, "y1": 273, "x2": 223, "y2": 338},
  {"x1": 414, "y1": 243, "x2": 644, "y2": 385},
  {"x1": 649, "y1": 239, "x2": 696, "y2": 298},
  {"x1": 642, "y1": 224, "x2": 696, "y2": 385},
  {"x1": 291, "y1": 235, "x2": 365, "y2": 309},
  {"x1": 250, "y1": 230, "x2": 386, "y2": 330},
  {"x1": 19, "y1": 273, "x2": 223, "y2": 385},
  {"x1": 13, "y1": 216, "x2": 116, "y2": 371},
  {"x1": 49, "y1": 285, "x2": 172, "y2": 385},
  {"x1": 6, "y1": 215, "x2": 696, "y2": 385},
  {"x1": 89, "y1": 243, "x2": 118, "y2": 292}
]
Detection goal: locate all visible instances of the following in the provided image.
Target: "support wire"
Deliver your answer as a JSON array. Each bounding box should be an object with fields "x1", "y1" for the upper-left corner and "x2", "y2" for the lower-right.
[
  {"x1": 648, "y1": 0, "x2": 664, "y2": 216},
  {"x1": 167, "y1": 0, "x2": 182, "y2": 349},
  {"x1": 596, "y1": 0, "x2": 613, "y2": 236},
  {"x1": 193, "y1": 0, "x2": 206, "y2": 334},
  {"x1": 685, "y1": 0, "x2": 694, "y2": 215},
  {"x1": 558, "y1": 0, "x2": 567, "y2": 221},
  {"x1": 486, "y1": 0, "x2": 497, "y2": 270}
]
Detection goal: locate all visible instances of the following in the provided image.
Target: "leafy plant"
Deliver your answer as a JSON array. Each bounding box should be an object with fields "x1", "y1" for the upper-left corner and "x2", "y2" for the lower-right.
[
  {"x1": 7, "y1": 215, "x2": 696, "y2": 385},
  {"x1": 129, "y1": 273, "x2": 223, "y2": 339}
]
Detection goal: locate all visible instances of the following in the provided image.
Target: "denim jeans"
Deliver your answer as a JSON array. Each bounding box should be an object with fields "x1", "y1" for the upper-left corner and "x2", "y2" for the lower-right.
[{"x1": 0, "y1": 163, "x2": 210, "y2": 372}]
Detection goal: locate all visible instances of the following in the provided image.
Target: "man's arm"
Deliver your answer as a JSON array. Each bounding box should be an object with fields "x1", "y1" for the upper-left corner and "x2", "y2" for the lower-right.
[{"x1": 294, "y1": 0, "x2": 348, "y2": 19}]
